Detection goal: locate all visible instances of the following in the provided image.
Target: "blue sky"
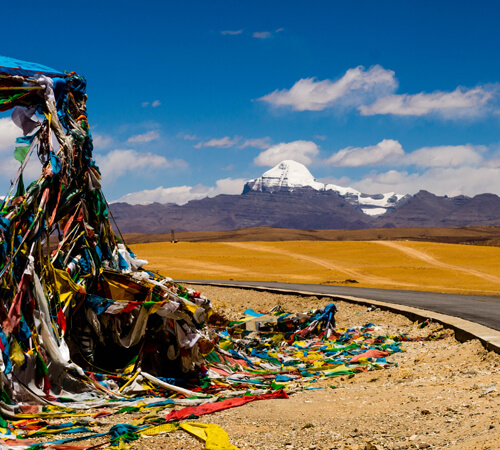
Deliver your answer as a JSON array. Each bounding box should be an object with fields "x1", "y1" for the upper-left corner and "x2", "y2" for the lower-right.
[{"x1": 1, "y1": 0, "x2": 500, "y2": 204}]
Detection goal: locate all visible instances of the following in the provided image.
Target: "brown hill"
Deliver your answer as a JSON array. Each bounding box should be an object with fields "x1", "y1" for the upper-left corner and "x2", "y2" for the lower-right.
[{"x1": 123, "y1": 225, "x2": 500, "y2": 246}]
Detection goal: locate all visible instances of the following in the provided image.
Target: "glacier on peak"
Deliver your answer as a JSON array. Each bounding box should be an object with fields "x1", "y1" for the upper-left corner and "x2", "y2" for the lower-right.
[{"x1": 243, "y1": 160, "x2": 407, "y2": 216}]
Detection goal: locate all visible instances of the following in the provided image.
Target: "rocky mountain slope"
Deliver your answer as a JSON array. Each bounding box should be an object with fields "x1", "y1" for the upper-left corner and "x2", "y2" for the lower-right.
[{"x1": 243, "y1": 160, "x2": 407, "y2": 216}]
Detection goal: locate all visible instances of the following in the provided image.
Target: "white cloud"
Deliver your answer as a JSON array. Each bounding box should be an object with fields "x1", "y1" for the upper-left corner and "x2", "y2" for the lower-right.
[
  {"x1": 485, "y1": 157, "x2": 500, "y2": 168},
  {"x1": 406, "y1": 144, "x2": 484, "y2": 167},
  {"x1": 325, "y1": 139, "x2": 404, "y2": 167},
  {"x1": 352, "y1": 166, "x2": 500, "y2": 197},
  {"x1": 254, "y1": 140, "x2": 319, "y2": 166},
  {"x1": 253, "y1": 31, "x2": 272, "y2": 39},
  {"x1": 114, "y1": 177, "x2": 247, "y2": 205},
  {"x1": 0, "y1": 118, "x2": 43, "y2": 184},
  {"x1": 325, "y1": 140, "x2": 485, "y2": 169},
  {"x1": 127, "y1": 130, "x2": 160, "y2": 144},
  {"x1": 260, "y1": 65, "x2": 498, "y2": 119},
  {"x1": 259, "y1": 65, "x2": 397, "y2": 111},
  {"x1": 95, "y1": 149, "x2": 187, "y2": 182},
  {"x1": 0, "y1": 157, "x2": 19, "y2": 176},
  {"x1": 221, "y1": 30, "x2": 243, "y2": 35},
  {"x1": 0, "y1": 153, "x2": 41, "y2": 181},
  {"x1": 314, "y1": 135, "x2": 327, "y2": 141},
  {"x1": 276, "y1": 28, "x2": 284, "y2": 33},
  {"x1": 178, "y1": 133, "x2": 199, "y2": 141},
  {"x1": 239, "y1": 137, "x2": 272, "y2": 149},
  {"x1": 359, "y1": 86, "x2": 497, "y2": 118},
  {"x1": 141, "y1": 100, "x2": 161, "y2": 108},
  {"x1": 195, "y1": 136, "x2": 240, "y2": 148},
  {"x1": 0, "y1": 118, "x2": 21, "y2": 153},
  {"x1": 213, "y1": 177, "x2": 247, "y2": 195},
  {"x1": 92, "y1": 134, "x2": 113, "y2": 149},
  {"x1": 195, "y1": 136, "x2": 270, "y2": 149}
]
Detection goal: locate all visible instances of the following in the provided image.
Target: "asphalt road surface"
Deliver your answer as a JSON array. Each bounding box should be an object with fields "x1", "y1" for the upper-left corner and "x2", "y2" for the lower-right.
[{"x1": 179, "y1": 280, "x2": 500, "y2": 332}]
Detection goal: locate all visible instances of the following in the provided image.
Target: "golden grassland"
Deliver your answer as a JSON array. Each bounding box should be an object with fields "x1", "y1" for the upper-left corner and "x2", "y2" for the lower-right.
[{"x1": 129, "y1": 240, "x2": 500, "y2": 296}]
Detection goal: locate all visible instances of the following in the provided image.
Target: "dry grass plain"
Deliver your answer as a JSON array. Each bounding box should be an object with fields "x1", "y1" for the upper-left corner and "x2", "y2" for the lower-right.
[{"x1": 129, "y1": 240, "x2": 500, "y2": 296}]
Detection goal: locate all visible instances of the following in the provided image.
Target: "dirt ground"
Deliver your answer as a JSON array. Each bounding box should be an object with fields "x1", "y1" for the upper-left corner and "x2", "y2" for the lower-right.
[{"x1": 71, "y1": 285, "x2": 500, "y2": 450}]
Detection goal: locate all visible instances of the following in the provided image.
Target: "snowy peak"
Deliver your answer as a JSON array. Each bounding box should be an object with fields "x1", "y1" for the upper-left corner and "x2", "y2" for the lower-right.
[
  {"x1": 244, "y1": 160, "x2": 323, "y2": 193},
  {"x1": 243, "y1": 160, "x2": 408, "y2": 216}
]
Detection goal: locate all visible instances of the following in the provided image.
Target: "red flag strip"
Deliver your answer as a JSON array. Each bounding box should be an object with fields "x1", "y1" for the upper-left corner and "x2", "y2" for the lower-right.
[
  {"x1": 165, "y1": 389, "x2": 288, "y2": 422},
  {"x1": 349, "y1": 349, "x2": 389, "y2": 363}
]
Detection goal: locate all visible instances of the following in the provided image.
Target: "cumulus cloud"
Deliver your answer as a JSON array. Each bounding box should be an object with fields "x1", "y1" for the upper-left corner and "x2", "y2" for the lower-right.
[
  {"x1": 326, "y1": 139, "x2": 404, "y2": 167},
  {"x1": 127, "y1": 130, "x2": 160, "y2": 144},
  {"x1": 325, "y1": 139, "x2": 405, "y2": 167},
  {"x1": 351, "y1": 166, "x2": 500, "y2": 197},
  {"x1": 114, "y1": 177, "x2": 247, "y2": 205},
  {"x1": 259, "y1": 65, "x2": 397, "y2": 111},
  {"x1": 359, "y1": 86, "x2": 497, "y2": 118},
  {"x1": 253, "y1": 31, "x2": 272, "y2": 39},
  {"x1": 221, "y1": 30, "x2": 243, "y2": 35},
  {"x1": 254, "y1": 140, "x2": 319, "y2": 166},
  {"x1": 260, "y1": 65, "x2": 498, "y2": 119},
  {"x1": 239, "y1": 137, "x2": 272, "y2": 149},
  {"x1": 0, "y1": 117, "x2": 21, "y2": 153},
  {"x1": 325, "y1": 140, "x2": 485, "y2": 169},
  {"x1": 95, "y1": 149, "x2": 187, "y2": 182},
  {"x1": 406, "y1": 144, "x2": 484, "y2": 167},
  {"x1": 195, "y1": 136, "x2": 240, "y2": 148}
]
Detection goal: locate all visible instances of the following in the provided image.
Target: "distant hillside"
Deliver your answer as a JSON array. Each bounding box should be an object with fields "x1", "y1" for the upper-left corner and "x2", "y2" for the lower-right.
[
  {"x1": 123, "y1": 225, "x2": 500, "y2": 247},
  {"x1": 373, "y1": 191, "x2": 500, "y2": 228}
]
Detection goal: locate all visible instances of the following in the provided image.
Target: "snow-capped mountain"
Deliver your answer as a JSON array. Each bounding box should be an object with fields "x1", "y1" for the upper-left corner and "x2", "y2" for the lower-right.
[
  {"x1": 110, "y1": 159, "x2": 500, "y2": 234},
  {"x1": 243, "y1": 160, "x2": 408, "y2": 216}
]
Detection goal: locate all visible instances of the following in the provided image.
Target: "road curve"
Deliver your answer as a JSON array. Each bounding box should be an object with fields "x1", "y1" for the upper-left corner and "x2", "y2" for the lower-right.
[{"x1": 178, "y1": 279, "x2": 500, "y2": 333}]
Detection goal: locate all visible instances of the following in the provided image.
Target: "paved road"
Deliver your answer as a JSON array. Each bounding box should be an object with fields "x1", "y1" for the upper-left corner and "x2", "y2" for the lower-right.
[{"x1": 179, "y1": 280, "x2": 500, "y2": 332}]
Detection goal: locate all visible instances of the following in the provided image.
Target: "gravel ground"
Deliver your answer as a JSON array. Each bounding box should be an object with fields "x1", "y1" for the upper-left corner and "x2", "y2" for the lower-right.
[{"x1": 33, "y1": 286, "x2": 500, "y2": 449}]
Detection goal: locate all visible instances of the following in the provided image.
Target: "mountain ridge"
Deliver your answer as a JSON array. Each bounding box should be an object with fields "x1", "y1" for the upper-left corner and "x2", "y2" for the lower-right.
[{"x1": 110, "y1": 161, "x2": 500, "y2": 234}]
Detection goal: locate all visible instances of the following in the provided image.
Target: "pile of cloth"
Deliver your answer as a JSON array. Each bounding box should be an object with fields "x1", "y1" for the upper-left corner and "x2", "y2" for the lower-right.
[
  {"x1": 0, "y1": 301, "x2": 446, "y2": 449},
  {"x1": 0, "y1": 56, "x2": 214, "y2": 416}
]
